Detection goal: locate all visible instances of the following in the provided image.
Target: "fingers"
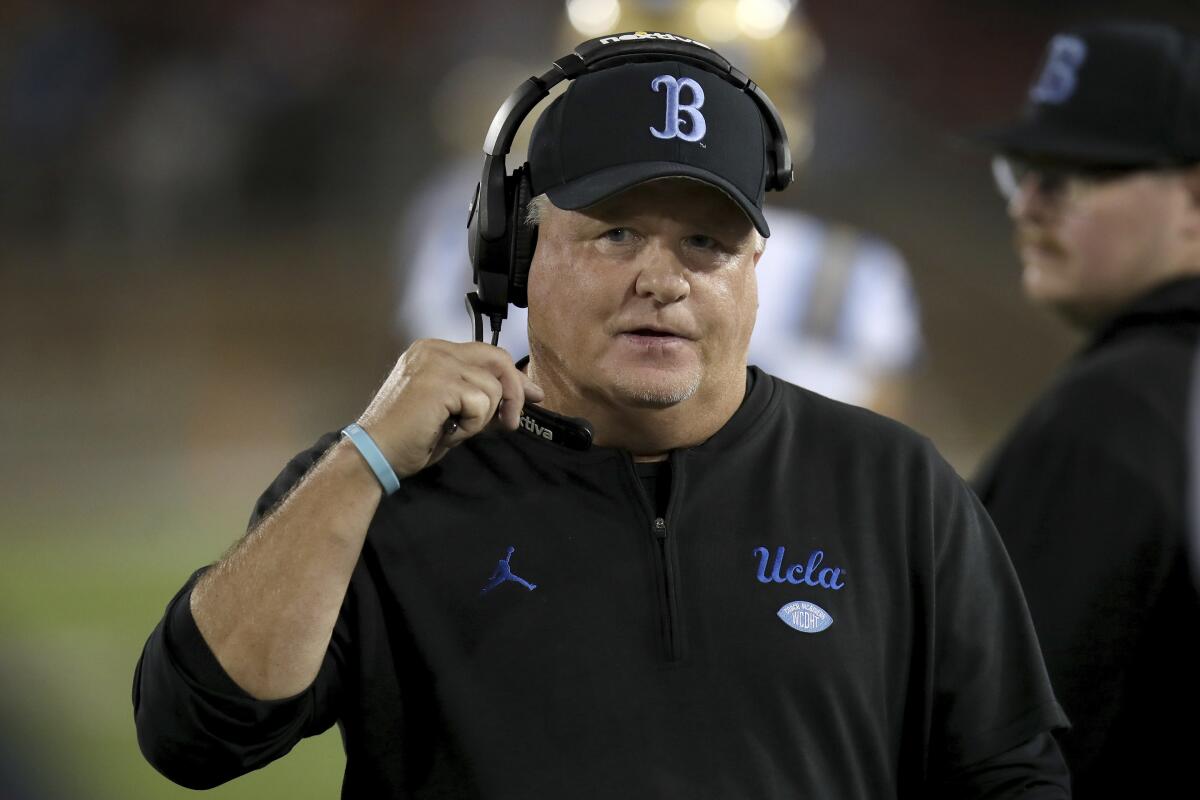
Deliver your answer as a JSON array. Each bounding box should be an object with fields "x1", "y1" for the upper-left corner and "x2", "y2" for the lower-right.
[
  {"x1": 357, "y1": 339, "x2": 545, "y2": 477},
  {"x1": 438, "y1": 366, "x2": 543, "y2": 443},
  {"x1": 449, "y1": 369, "x2": 501, "y2": 438},
  {"x1": 452, "y1": 345, "x2": 543, "y2": 432}
]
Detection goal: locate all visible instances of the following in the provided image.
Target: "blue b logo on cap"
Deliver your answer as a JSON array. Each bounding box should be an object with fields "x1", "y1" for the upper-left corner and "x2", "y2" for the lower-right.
[
  {"x1": 1030, "y1": 35, "x2": 1088, "y2": 105},
  {"x1": 650, "y1": 75, "x2": 706, "y2": 142}
]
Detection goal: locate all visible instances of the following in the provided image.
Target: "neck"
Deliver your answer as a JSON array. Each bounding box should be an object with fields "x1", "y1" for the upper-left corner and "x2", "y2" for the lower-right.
[
  {"x1": 1060, "y1": 269, "x2": 1200, "y2": 331},
  {"x1": 525, "y1": 360, "x2": 747, "y2": 458}
]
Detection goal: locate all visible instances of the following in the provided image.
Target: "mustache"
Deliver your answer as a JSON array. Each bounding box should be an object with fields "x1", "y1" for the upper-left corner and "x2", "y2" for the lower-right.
[{"x1": 1015, "y1": 227, "x2": 1067, "y2": 257}]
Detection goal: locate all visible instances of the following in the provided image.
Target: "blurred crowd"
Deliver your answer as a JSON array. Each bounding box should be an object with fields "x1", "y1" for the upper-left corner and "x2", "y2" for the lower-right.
[
  {"x1": 3, "y1": 0, "x2": 1191, "y2": 248},
  {"x1": 1, "y1": 1, "x2": 469, "y2": 245}
]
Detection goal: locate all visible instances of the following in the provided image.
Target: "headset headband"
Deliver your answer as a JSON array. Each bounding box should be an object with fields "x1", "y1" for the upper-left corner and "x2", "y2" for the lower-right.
[{"x1": 476, "y1": 33, "x2": 793, "y2": 242}]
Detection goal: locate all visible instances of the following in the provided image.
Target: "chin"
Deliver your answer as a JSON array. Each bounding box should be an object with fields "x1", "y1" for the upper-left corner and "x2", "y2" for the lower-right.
[
  {"x1": 1024, "y1": 274, "x2": 1074, "y2": 311},
  {"x1": 1046, "y1": 298, "x2": 1115, "y2": 331},
  {"x1": 1022, "y1": 262, "x2": 1063, "y2": 298},
  {"x1": 608, "y1": 367, "x2": 702, "y2": 408}
]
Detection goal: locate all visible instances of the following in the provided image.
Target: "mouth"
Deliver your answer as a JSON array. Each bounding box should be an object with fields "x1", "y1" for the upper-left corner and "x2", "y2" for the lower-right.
[
  {"x1": 1016, "y1": 229, "x2": 1065, "y2": 258},
  {"x1": 615, "y1": 326, "x2": 697, "y2": 356},
  {"x1": 618, "y1": 324, "x2": 696, "y2": 340}
]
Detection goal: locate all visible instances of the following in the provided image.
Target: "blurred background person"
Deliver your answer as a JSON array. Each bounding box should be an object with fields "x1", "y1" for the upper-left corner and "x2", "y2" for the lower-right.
[
  {"x1": 974, "y1": 20, "x2": 1200, "y2": 797},
  {"x1": 394, "y1": 0, "x2": 924, "y2": 419}
]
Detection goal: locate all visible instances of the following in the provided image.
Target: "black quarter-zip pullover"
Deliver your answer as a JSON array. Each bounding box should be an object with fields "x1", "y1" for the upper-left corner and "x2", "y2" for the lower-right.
[
  {"x1": 976, "y1": 276, "x2": 1200, "y2": 797},
  {"x1": 135, "y1": 368, "x2": 1067, "y2": 797}
]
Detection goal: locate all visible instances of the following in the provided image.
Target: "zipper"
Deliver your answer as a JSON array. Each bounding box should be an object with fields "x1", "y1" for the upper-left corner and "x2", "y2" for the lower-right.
[
  {"x1": 652, "y1": 515, "x2": 684, "y2": 662},
  {"x1": 626, "y1": 455, "x2": 686, "y2": 663}
]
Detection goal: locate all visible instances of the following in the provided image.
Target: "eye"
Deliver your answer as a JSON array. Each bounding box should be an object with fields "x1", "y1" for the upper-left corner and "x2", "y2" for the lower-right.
[
  {"x1": 684, "y1": 234, "x2": 718, "y2": 250},
  {"x1": 601, "y1": 227, "x2": 635, "y2": 244}
]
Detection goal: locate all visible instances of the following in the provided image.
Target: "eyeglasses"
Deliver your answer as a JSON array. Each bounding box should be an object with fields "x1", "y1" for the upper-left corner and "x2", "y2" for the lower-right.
[{"x1": 991, "y1": 155, "x2": 1150, "y2": 203}]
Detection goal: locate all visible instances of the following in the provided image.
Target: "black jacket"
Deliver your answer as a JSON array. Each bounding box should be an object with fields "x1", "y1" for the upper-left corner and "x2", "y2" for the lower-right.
[
  {"x1": 136, "y1": 369, "x2": 1067, "y2": 798},
  {"x1": 975, "y1": 277, "x2": 1200, "y2": 797}
]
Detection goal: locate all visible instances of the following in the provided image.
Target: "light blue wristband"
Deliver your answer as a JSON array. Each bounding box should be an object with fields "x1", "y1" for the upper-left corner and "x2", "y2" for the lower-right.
[{"x1": 340, "y1": 423, "x2": 402, "y2": 496}]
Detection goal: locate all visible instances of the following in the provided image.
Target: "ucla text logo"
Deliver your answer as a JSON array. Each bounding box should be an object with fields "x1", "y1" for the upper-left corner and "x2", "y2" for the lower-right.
[
  {"x1": 650, "y1": 75, "x2": 706, "y2": 142},
  {"x1": 1030, "y1": 34, "x2": 1087, "y2": 105},
  {"x1": 753, "y1": 546, "x2": 846, "y2": 590}
]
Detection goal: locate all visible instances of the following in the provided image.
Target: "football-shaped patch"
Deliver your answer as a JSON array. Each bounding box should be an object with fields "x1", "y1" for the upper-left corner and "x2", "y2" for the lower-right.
[{"x1": 777, "y1": 601, "x2": 833, "y2": 633}]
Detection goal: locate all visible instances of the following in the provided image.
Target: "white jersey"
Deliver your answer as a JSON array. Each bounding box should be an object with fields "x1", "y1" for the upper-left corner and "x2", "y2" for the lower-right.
[{"x1": 396, "y1": 160, "x2": 922, "y2": 408}]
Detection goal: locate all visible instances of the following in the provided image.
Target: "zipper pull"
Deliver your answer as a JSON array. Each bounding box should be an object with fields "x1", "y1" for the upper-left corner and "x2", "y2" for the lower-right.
[{"x1": 653, "y1": 517, "x2": 667, "y2": 539}]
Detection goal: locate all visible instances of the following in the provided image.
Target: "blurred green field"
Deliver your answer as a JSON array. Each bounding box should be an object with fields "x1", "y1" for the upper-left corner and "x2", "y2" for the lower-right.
[
  {"x1": 0, "y1": 240, "x2": 395, "y2": 798},
  {"x1": 0, "y1": 527, "x2": 345, "y2": 800}
]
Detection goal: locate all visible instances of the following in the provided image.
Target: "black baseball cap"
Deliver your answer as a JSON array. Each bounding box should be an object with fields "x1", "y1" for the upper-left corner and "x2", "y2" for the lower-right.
[
  {"x1": 527, "y1": 59, "x2": 772, "y2": 236},
  {"x1": 977, "y1": 21, "x2": 1200, "y2": 167}
]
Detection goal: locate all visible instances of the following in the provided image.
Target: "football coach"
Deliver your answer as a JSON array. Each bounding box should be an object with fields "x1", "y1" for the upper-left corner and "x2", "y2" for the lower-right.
[{"x1": 134, "y1": 31, "x2": 1070, "y2": 798}]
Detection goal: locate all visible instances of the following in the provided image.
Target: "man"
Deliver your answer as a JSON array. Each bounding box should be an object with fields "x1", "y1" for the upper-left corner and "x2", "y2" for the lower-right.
[
  {"x1": 975, "y1": 20, "x2": 1200, "y2": 797},
  {"x1": 396, "y1": 2, "x2": 923, "y2": 418},
  {"x1": 135, "y1": 34, "x2": 1068, "y2": 797}
]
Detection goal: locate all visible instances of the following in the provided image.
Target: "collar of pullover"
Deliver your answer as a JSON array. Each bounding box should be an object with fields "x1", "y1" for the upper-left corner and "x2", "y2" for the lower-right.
[
  {"x1": 1089, "y1": 275, "x2": 1200, "y2": 351},
  {"x1": 509, "y1": 366, "x2": 779, "y2": 463}
]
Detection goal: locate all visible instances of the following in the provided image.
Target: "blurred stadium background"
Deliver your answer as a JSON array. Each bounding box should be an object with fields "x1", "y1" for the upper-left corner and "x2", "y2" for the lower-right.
[{"x1": 3, "y1": 1, "x2": 1197, "y2": 797}]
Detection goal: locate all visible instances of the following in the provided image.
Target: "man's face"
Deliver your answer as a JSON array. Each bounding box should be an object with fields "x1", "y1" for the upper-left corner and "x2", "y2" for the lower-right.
[
  {"x1": 1007, "y1": 162, "x2": 1195, "y2": 327},
  {"x1": 526, "y1": 179, "x2": 761, "y2": 410}
]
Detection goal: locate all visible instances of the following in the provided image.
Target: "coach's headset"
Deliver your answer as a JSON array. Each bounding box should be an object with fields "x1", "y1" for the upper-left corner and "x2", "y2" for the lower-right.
[{"x1": 461, "y1": 31, "x2": 793, "y2": 450}]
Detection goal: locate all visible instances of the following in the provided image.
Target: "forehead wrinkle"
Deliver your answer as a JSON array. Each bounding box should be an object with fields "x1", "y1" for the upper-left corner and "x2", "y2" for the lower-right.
[{"x1": 577, "y1": 185, "x2": 753, "y2": 240}]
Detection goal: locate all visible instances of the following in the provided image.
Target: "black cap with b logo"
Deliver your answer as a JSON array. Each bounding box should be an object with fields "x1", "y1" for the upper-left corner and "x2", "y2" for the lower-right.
[
  {"x1": 978, "y1": 21, "x2": 1200, "y2": 166},
  {"x1": 528, "y1": 60, "x2": 773, "y2": 235},
  {"x1": 466, "y1": 32, "x2": 789, "y2": 332}
]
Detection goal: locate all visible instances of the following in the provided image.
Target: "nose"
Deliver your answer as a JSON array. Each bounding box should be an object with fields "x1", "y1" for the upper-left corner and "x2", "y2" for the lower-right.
[
  {"x1": 1008, "y1": 173, "x2": 1060, "y2": 223},
  {"x1": 633, "y1": 243, "x2": 690, "y2": 305}
]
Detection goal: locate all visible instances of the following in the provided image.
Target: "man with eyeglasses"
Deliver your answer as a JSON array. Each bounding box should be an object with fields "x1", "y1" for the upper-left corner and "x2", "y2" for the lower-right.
[{"x1": 975, "y1": 20, "x2": 1200, "y2": 797}]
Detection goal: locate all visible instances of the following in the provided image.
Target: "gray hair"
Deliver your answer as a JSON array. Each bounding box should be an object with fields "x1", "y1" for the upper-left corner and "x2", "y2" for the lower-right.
[
  {"x1": 525, "y1": 185, "x2": 766, "y2": 255},
  {"x1": 525, "y1": 193, "x2": 554, "y2": 227}
]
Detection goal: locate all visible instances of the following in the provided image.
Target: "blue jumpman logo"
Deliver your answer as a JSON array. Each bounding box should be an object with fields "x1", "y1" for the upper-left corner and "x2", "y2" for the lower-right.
[{"x1": 481, "y1": 546, "x2": 538, "y2": 594}]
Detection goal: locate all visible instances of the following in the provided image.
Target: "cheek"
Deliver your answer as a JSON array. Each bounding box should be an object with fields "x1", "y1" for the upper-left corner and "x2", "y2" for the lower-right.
[
  {"x1": 742, "y1": 269, "x2": 759, "y2": 335},
  {"x1": 736, "y1": 261, "x2": 759, "y2": 323},
  {"x1": 525, "y1": 243, "x2": 557, "y2": 311},
  {"x1": 526, "y1": 248, "x2": 564, "y2": 344},
  {"x1": 526, "y1": 244, "x2": 607, "y2": 347},
  {"x1": 1058, "y1": 214, "x2": 1106, "y2": 272},
  {"x1": 525, "y1": 256, "x2": 561, "y2": 345},
  {"x1": 1062, "y1": 201, "x2": 1166, "y2": 286},
  {"x1": 704, "y1": 264, "x2": 758, "y2": 347}
]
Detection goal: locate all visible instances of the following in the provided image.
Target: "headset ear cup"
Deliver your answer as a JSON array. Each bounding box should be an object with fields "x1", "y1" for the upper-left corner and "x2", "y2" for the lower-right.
[
  {"x1": 469, "y1": 177, "x2": 511, "y2": 313},
  {"x1": 508, "y1": 166, "x2": 537, "y2": 308},
  {"x1": 467, "y1": 181, "x2": 482, "y2": 283}
]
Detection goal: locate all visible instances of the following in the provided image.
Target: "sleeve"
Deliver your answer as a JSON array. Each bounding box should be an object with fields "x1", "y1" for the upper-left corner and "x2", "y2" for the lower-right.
[
  {"x1": 932, "y1": 732, "x2": 1071, "y2": 800},
  {"x1": 973, "y1": 416, "x2": 1180, "y2": 785},
  {"x1": 132, "y1": 433, "x2": 344, "y2": 789},
  {"x1": 924, "y1": 453, "x2": 1069, "y2": 785}
]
